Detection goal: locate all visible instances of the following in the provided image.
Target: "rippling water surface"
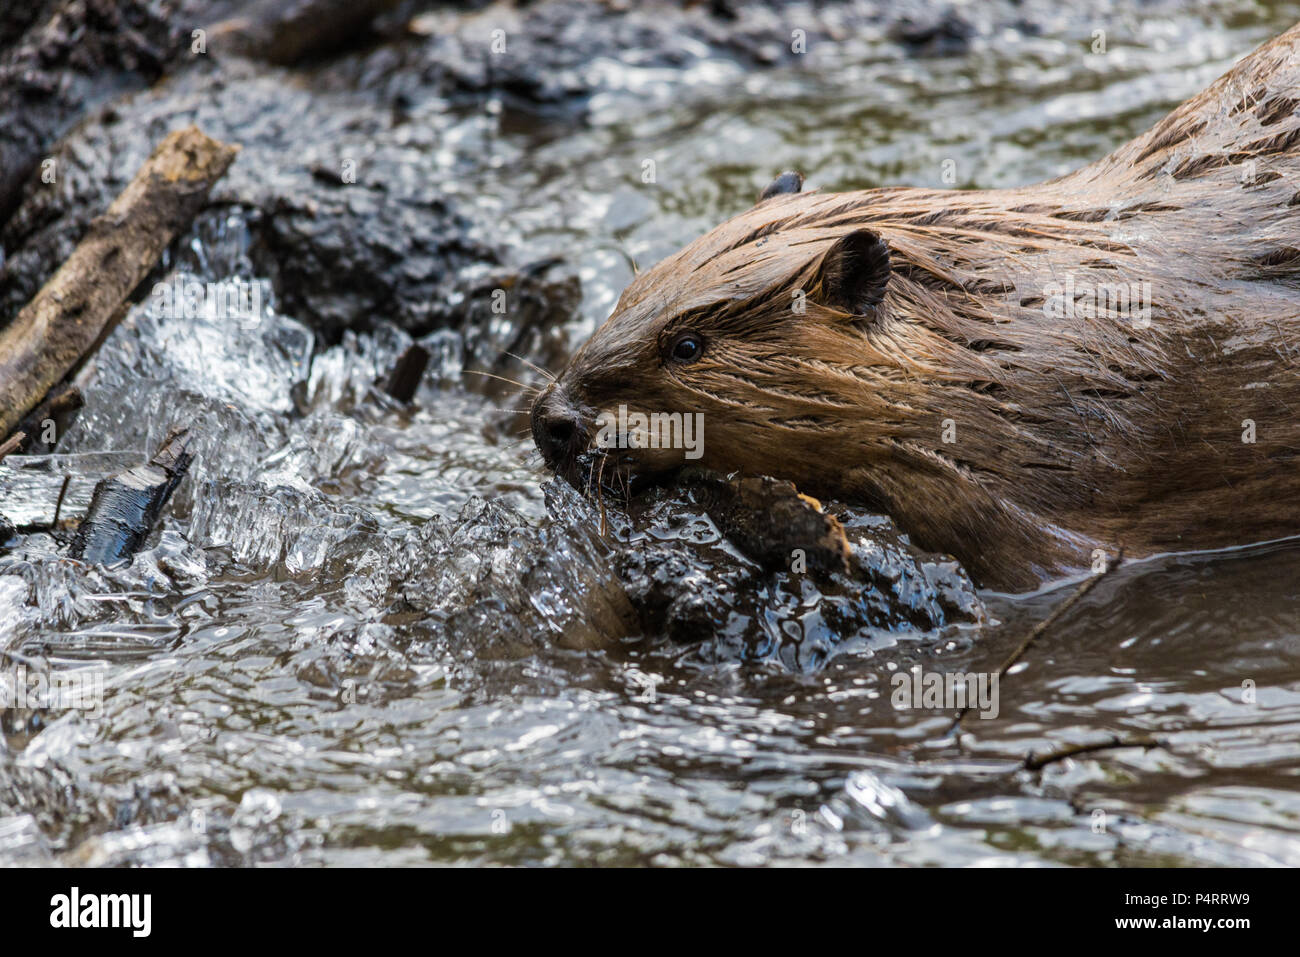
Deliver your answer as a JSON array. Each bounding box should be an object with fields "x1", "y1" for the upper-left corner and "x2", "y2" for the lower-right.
[{"x1": 2, "y1": 0, "x2": 1300, "y2": 866}]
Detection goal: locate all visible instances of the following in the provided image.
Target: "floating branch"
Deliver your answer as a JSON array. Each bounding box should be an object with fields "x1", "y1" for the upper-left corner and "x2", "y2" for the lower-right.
[
  {"x1": 948, "y1": 550, "x2": 1125, "y2": 736},
  {"x1": 1024, "y1": 733, "x2": 1162, "y2": 772}
]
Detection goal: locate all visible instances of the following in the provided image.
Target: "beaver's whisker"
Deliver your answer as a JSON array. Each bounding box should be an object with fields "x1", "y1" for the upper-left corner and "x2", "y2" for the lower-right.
[
  {"x1": 589, "y1": 240, "x2": 640, "y2": 277},
  {"x1": 465, "y1": 370, "x2": 541, "y2": 393},
  {"x1": 500, "y1": 351, "x2": 556, "y2": 382},
  {"x1": 595, "y1": 454, "x2": 609, "y2": 537}
]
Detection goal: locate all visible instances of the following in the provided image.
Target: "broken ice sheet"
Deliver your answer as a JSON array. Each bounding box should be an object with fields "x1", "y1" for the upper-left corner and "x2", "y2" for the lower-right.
[
  {"x1": 0, "y1": 530, "x2": 210, "y2": 653},
  {"x1": 57, "y1": 274, "x2": 313, "y2": 465},
  {"x1": 0, "y1": 451, "x2": 138, "y2": 528},
  {"x1": 134, "y1": 273, "x2": 312, "y2": 416},
  {"x1": 185, "y1": 479, "x2": 388, "y2": 577}
]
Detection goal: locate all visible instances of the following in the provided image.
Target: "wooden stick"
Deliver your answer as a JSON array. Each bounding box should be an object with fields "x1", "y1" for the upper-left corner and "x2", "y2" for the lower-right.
[
  {"x1": 0, "y1": 126, "x2": 238, "y2": 440},
  {"x1": 382, "y1": 343, "x2": 432, "y2": 403},
  {"x1": 950, "y1": 549, "x2": 1125, "y2": 733},
  {"x1": 0, "y1": 431, "x2": 23, "y2": 463},
  {"x1": 1024, "y1": 734, "x2": 1161, "y2": 771}
]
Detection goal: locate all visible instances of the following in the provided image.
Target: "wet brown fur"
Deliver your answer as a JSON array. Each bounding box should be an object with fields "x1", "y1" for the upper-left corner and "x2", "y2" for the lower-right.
[{"x1": 543, "y1": 24, "x2": 1300, "y2": 591}]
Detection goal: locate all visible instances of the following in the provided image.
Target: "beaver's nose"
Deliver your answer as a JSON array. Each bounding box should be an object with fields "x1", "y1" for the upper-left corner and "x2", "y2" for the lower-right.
[{"x1": 530, "y1": 385, "x2": 588, "y2": 468}]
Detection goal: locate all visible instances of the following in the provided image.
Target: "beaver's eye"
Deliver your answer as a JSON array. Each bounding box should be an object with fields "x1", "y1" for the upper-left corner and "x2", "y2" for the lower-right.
[{"x1": 667, "y1": 332, "x2": 704, "y2": 364}]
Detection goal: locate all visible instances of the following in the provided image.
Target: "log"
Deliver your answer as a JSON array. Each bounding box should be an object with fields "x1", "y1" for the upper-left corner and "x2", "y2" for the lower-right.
[
  {"x1": 0, "y1": 432, "x2": 23, "y2": 463},
  {"x1": 0, "y1": 126, "x2": 238, "y2": 441},
  {"x1": 70, "y1": 428, "x2": 194, "y2": 566}
]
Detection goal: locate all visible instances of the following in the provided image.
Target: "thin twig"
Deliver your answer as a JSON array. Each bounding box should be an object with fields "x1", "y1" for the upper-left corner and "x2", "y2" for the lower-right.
[
  {"x1": 1024, "y1": 733, "x2": 1161, "y2": 771},
  {"x1": 51, "y1": 473, "x2": 71, "y2": 528},
  {"x1": 949, "y1": 549, "x2": 1125, "y2": 734},
  {"x1": 996, "y1": 549, "x2": 1126, "y2": 681}
]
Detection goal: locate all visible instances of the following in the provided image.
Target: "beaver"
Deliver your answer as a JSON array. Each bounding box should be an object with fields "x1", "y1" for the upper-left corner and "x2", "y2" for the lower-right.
[{"x1": 531, "y1": 23, "x2": 1300, "y2": 592}]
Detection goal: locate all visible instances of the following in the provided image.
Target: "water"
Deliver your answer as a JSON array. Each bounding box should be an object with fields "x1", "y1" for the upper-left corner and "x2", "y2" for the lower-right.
[{"x1": 2, "y1": 0, "x2": 1300, "y2": 866}]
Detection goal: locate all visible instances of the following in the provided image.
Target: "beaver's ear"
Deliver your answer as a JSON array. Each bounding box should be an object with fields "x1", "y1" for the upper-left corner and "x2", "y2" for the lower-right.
[
  {"x1": 757, "y1": 170, "x2": 804, "y2": 203},
  {"x1": 814, "y1": 229, "x2": 891, "y2": 315}
]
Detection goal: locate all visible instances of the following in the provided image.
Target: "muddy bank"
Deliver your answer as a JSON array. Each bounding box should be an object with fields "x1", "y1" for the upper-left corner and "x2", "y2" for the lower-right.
[{"x1": 0, "y1": 56, "x2": 504, "y2": 342}]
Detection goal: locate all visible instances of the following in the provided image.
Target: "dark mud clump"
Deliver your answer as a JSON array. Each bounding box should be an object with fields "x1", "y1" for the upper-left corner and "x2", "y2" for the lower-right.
[{"x1": 607, "y1": 473, "x2": 983, "y2": 670}]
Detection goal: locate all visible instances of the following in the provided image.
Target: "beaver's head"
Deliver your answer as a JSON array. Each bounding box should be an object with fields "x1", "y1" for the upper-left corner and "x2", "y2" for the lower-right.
[
  {"x1": 531, "y1": 171, "x2": 900, "y2": 498},
  {"x1": 529, "y1": 170, "x2": 1138, "y2": 586}
]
